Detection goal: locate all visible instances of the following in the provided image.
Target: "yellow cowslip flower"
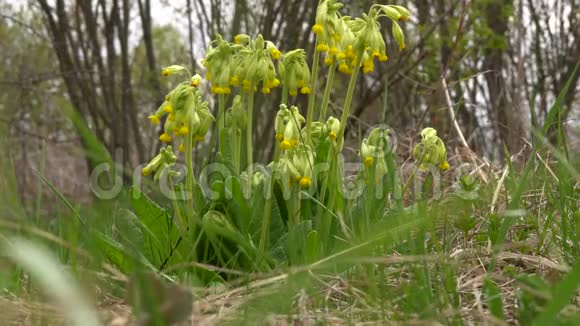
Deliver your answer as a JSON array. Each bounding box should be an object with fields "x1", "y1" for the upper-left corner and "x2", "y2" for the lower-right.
[
  {"x1": 160, "y1": 133, "x2": 172, "y2": 143},
  {"x1": 148, "y1": 115, "x2": 160, "y2": 125},
  {"x1": 161, "y1": 65, "x2": 187, "y2": 77},
  {"x1": 324, "y1": 56, "x2": 335, "y2": 66},
  {"x1": 326, "y1": 116, "x2": 340, "y2": 141},
  {"x1": 265, "y1": 78, "x2": 280, "y2": 88},
  {"x1": 203, "y1": 34, "x2": 239, "y2": 95},
  {"x1": 276, "y1": 105, "x2": 304, "y2": 150},
  {"x1": 316, "y1": 43, "x2": 329, "y2": 53},
  {"x1": 300, "y1": 86, "x2": 312, "y2": 94},
  {"x1": 271, "y1": 49, "x2": 282, "y2": 60},
  {"x1": 276, "y1": 144, "x2": 315, "y2": 189},
  {"x1": 360, "y1": 139, "x2": 388, "y2": 181},
  {"x1": 176, "y1": 126, "x2": 189, "y2": 136},
  {"x1": 392, "y1": 21, "x2": 406, "y2": 50},
  {"x1": 229, "y1": 75, "x2": 240, "y2": 86},
  {"x1": 234, "y1": 33, "x2": 250, "y2": 44},
  {"x1": 338, "y1": 63, "x2": 351, "y2": 74},
  {"x1": 147, "y1": 81, "x2": 214, "y2": 148},
  {"x1": 299, "y1": 177, "x2": 312, "y2": 188},
  {"x1": 142, "y1": 146, "x2": 178, "y2": 182},
  {"x1": 413, "y1": 127, "x2": 449, "y2": 171},
  {"x1": 278, "y1": 49, "x2": 310, "y2": 97},
  {"x1": 313, "y1": 0, "x2": 344, "y2": 50},
  {"x1": 360, "y1": 127, "x2": 391, "y2": 180},
  {"x1": 234, "y1": 35, "x2": 281, "y2": 94},
  {"x1": 191, "y1": 74, "x2": 202, "y2": 87},
  {"x1": 312, "y1": 23, "x2": 324, "y2": 35}
]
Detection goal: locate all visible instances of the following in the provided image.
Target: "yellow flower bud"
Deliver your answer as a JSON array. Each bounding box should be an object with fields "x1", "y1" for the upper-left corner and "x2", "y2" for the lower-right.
[
  {"x1": 281, "y1": 140, "x2": 292, "y2": 150},
  {"x1": 148, "y1": 115, "x2": 160, "y2": 125},
  {"x1": 329, "y1": 47, "x2": 338, "y2": 55},
  {"x1": 392, "y1": 21, "x2": 406, "y2": 50},
  {"x1": 160, "y1": 133, "x2": 172, "y2": 143},
  {"x1": 191, "y1": 74, "x2": 202, "y2": 87},
  {"x1": 324, "y1": 57, "x2": 334, "y2": 65},
  {"x1": 312, "y1": 24, "x2": 324, "y2": 35},
  {"x1": 271, "y1": 49, "x2": 282, "y2": 60},
  {"x1": 234, "y1": 34, "x2": 250, "y2": 44},
  {"x1": 364, "y1": 156, "x2": 374, "y2": 167},
  {"x1": 439, "y1": 161, "x2": 450, "y2": 171},
  {"x1": 142, "y1": 166, "x2": 152, "y2": 176},
  {"x1": 161, "y1": 65, "x2": 186, "y2": 77},
  {"x1": 363, "y1": 63, "x2": 374, "y2": 73},
  {"x1": 261, "y1": 87, "x2": 271, "y2": 94},
  {"x1": 316, "y1": 43, "x2": 329, "y2": 52},
  {"x1": 229, "y1": 75, "x2": 240, "y2": 86},
  {"x1": 338, "y1": 63, "x2": 350, "y2": 74},
  {"x1": 299, "y1": 176, "x2": 312, "y2": 188},
  {"x1": 164, "y1": 104, "x2": 173, "y2": 113},
  {"x1": 177, "y1": 126, "x2": 189, "y2": 136},
  {"x1": 300, "y1": 86, "x2": 312, "y2": 94}
]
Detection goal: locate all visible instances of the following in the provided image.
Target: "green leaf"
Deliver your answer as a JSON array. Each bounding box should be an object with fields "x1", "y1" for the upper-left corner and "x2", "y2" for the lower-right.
[
  {"x1": 130, "y1": 186, "x2": 181, "y2": 268},
  {"x1": 542, "y1": 61, "x2": 579, "y2": 135},
  {"x1": 533, "y1": 259, "x2": 580, "y2": 325},
  {"x1": 484, "y1": 278, "x2": 505, "y2": 320},
  {"x1": 305, "y1": 230, "x2": 320, "y2": 263},
  {"x1": 218, "y1": 127, "x2": 236, "y2": 173},
  {"x1": 58, "y1": 97, "x2": 111, "y2": 166}
]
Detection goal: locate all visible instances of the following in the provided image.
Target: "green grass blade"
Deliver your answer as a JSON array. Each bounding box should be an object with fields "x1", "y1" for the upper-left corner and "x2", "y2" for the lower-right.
[
  {"x1": 3, "y1": 237, "x2": 101, "y2": 326},
  {"x1": 533, "y1": 259, "x2": 580, "y2": 325}
]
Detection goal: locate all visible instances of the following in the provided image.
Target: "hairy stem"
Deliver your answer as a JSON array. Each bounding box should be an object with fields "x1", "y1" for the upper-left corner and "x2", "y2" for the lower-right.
[
  {"x1": 305, "y1": 50, "x2": 320, "y2": 142},
  {"x1": 337, "y1": 52, "x2": 362, "y2": 151},
  {"x1": 246, "y1": 87, "x2": 255, "y2": 180},
  {"x1": 319, "y1": 62, "x2": 337, "y2": 120}
]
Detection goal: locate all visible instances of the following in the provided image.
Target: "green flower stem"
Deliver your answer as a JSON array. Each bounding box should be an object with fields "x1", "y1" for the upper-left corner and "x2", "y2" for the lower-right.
[
  {"x1": 401, "y1": 150, "x2": 425, "y2": 202},
  {"x1": 317, "y1": 144, "x2": 335, "y2": 249},
  {"x1": 218, "y1": 94, "x2": 226, "y2": 131},
  {"x1": 168, "y1": 177, "x2": 185, "y2": 232},
  {"x1": 281, "y1": 83, "x2": 288, "y2": 106},
  {"x1": 185, "y1": 122, "x2": 196, "y2": 220},
  {"x1": 305, "y1": 50, "x2": 320, "y2": 143},
  {"x1": 319, "y1": 61, "x2": 337, "y2": 120},
  {"x1": 246, "y1": 87, "x2": 255, "y2": 179},
  {"x1": 337, "y1": 52, "x2": 363, "y2": 151},
  {"x1": 292, "y1": 186, "x2": 301, "y2": 226}
]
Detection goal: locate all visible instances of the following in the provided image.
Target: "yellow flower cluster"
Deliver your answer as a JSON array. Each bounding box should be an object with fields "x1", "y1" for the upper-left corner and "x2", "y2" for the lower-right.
[
  {"x1": 277, "y1": 143, "x2": 316, "y2": 189},
  {"x1": 148, "y1": 70, "x2": 214, "y2": 151},
  {"x1": 413, "y1": 127, "x2": 450, "y2": 171},
  {"x1": 274, "y1": 105, "x2": 305, "y2": 151},
  {"x1": 311, "y1": 0, "x2": 344, "y2": 54},
  {"x1": 360, "y1": 128, "x2": 391, "y2": 181},
  {"x1": 236, "y1": 35, "x2": 282, "y2": 94},
  {"x1": 313, "y1": 2, "x2": 410, "y2": 75},
  {"x1": 142, "y1": 146, "x2": 177, "y2": 181},
  {"x1": 202, "y1": 35, "x2": 241, "y2": 95},
  {"x1": 278, "y1": 49, "x2": 311, "y2": 96}
]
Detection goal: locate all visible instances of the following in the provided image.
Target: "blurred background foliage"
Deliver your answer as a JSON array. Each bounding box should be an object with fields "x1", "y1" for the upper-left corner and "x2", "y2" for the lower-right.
[{"x1": 0, "y1": 0, "x2": 578, "y2": 208}]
